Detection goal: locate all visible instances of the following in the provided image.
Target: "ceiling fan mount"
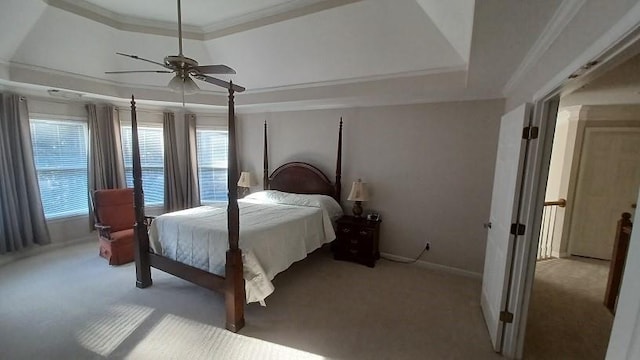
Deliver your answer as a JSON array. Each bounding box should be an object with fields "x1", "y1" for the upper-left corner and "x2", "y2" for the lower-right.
[
  {"x1": 165, "y1": 55, "x2": 199, "y2": 70},
  {"x1": 105, "y1": 0, "x2": 245, "y2": 93}
]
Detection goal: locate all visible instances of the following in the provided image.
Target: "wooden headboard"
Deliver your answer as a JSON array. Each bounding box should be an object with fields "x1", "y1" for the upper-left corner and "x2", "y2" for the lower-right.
[
  {"x1": 269, "y1": 162, "x2": 336, "y2": 198},
  {"x1": 263, "y1": 119, "x2": 343, "y2": 202}
]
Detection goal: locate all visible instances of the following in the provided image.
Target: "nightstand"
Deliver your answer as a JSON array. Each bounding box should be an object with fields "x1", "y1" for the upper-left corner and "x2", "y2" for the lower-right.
[{"x1": 333, "y1": 215, "x2": 381, "y2": 267}]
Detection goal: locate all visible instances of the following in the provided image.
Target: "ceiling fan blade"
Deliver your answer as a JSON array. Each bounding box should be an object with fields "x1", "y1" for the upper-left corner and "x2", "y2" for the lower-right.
[
  {"x1": 116, "y1": 52, "x2": 168, "y2": 68},
  {"x1": 105, "y1": 70, "x2": 173, "y2": 74},
  {"x1": 193, "y1": 74, "x2": 246, "y2": 93},
  {"x1": 194, "y1": 65, "x2": 236, "y2": 74}
]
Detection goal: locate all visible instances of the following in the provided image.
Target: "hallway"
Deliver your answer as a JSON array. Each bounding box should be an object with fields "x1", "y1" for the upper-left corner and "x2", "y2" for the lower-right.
[{"x1": 524, "y1": 257, "x2": 614, "y2": 359}]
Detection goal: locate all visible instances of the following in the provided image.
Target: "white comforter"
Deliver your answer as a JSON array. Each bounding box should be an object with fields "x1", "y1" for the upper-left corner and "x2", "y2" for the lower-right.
[{"x1": 148, "y1": 191, "x2": 343, "y2": 305}]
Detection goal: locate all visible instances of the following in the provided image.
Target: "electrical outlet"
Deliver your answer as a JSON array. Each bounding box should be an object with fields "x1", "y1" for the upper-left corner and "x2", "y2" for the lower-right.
[{"x1": 425, "y1": 242, "x2": 430, "y2": 251}]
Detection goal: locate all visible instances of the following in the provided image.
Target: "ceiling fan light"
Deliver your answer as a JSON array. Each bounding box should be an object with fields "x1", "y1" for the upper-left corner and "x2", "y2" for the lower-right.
[
  {"x1": 168, "y1": 75, "x2": 184, "y2": 92},
  {"x1": 168, "y1": 75, "x2": 200, "y2": 95},
  {"x1": 183, "y1": 76, "x2": 200, "y2": 94}
]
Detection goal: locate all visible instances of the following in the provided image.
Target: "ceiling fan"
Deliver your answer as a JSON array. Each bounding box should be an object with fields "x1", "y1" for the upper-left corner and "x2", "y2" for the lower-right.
[{"x1": 106, "y1": 0, "x2": 245, "y2": 93}]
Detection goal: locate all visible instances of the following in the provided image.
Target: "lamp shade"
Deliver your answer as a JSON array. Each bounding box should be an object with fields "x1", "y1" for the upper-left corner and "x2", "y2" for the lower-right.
[
  {"x1": 347, "y1": 179, "x2": 369, "y2": 202},
  {"x1": 237, "y1": 172, "x2": 251, "y2": 187},
  {"x1": 168, "y1": 75, "x2": 200, "y2": 95}
]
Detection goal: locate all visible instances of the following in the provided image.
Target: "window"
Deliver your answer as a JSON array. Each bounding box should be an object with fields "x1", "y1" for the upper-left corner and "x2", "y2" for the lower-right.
[
  {"x1": 30, "y1": 119, "x2": 88, "y2": 219},
  {"x1": 197, "y1": 129, "x2": 228, "y2": 202},
  {"x1": 121, "y1": 125, "x2": 164, "y2": 206}
]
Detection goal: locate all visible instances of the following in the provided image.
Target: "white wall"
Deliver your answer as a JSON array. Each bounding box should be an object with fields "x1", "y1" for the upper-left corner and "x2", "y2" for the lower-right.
[{"x1": 237, "y1": 99, "x2": 504, "y2": 274}]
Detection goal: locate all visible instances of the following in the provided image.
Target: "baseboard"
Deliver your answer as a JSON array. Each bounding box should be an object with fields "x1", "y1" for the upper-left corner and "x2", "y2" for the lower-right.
[
  {"x1": 380, "y1": 252, "x2": 482, "y2": 279},
  {"x1": 0, "y1": 235, "x2": 95, "y2": 267}
]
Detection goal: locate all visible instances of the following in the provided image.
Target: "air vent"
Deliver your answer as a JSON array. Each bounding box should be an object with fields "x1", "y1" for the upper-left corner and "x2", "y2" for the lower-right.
[{"x1": 47, "y1": 89, "x2": 83, "y2": 99}]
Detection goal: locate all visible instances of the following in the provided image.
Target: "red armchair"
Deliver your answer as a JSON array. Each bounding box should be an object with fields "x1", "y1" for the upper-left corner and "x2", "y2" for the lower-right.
[{"x1": 92, "y1": 188, "x2": 136, "y2": 265}]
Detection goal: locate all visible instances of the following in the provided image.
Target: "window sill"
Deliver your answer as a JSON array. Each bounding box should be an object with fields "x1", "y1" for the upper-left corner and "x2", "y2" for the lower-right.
[{"x1": 46, "y1": 213, "x2": 89, "y2": 223}]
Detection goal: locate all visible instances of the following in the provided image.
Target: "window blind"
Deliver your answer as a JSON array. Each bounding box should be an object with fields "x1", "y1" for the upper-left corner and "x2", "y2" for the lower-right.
[
  {"x1": 121, "y1": 125, "x2": 164, "y2": 206},
  {"x1": 30, "y1": 119, "x2": 89, "y2": 219},
  {"x1": 196, "y1": 129, "x2": 228, "y2": 202}
]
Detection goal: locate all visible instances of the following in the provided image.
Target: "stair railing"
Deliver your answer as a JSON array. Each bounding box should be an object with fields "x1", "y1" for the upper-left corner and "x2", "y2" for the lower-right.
[{"x1": 537, "y1": 198, "x2": 566, "y2": 260}]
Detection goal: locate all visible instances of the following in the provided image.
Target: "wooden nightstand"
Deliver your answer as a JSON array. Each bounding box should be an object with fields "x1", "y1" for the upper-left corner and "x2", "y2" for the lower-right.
[{"x1": 333, "y1": 215, "x2": 381, "y2": 267}]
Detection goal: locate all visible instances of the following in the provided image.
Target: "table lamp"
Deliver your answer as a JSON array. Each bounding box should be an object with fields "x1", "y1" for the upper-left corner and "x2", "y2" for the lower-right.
[
  {"x1": 347, "y1": 178, "x2": 369, "y2": 217},
  {"x1": 237, "y1": 171, "x2": 251, "y2": 198}
]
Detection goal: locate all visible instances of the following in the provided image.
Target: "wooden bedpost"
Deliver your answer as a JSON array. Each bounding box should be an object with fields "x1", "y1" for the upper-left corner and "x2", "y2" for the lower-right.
[
  {"x1": 263, "y1": 120, "x2": 269, "y2": 190},
  {"x1": 225, "y1": 82, "x2": 245, "y2": 332},
  {"x1": 335, "y1": 117, "x2": 343, "y2": 202},
  {"x1": 131, "y1": 95, "x2": 152, "y2": 288}
]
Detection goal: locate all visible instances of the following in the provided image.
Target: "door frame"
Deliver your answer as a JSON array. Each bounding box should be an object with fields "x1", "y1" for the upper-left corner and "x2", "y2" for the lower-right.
[
  {"x1": 502, "y1": 96, "x2": 559, "y2": 358},
  {"x1": 502, "y1": 8, "x2": 640, "y2": 358}
]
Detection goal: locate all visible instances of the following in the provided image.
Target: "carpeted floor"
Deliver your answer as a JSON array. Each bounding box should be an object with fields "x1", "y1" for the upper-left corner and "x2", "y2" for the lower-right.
[
  {"x1": 0, "y1": 242, "x2": 501, "y2": 360},
  {"x1": 523, "y1": 257, "x2": 614, "y2": 360}
]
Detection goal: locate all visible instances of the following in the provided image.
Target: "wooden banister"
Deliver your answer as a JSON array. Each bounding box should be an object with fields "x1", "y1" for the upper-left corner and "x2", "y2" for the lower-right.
[
  {"x1": 544, "y1": 198, "x2": 566, "y2": 208},
  {"x1": 604, "y1": 212, "x2": 633, "y2": 313}
]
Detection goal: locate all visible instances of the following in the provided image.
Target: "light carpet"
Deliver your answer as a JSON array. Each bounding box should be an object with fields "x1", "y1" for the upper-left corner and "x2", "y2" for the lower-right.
[
  {"x1": 523, "y1": 256, "x2": 614, "y2": 360},
  {"x1": 0, "y1": 242, "x2": 500, "y2": 360}
]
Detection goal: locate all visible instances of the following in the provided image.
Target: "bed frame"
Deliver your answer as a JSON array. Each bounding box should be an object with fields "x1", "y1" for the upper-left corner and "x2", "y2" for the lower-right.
[{"x1": 130, "y1": 89, "x2": 343, "y2": 333}]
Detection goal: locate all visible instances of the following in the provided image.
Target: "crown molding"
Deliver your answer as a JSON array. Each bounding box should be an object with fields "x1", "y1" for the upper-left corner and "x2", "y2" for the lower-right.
[
  {"x1": 247, "y1": 65, "x2": 468, "y2": 94},
  {"x1": 2, "y1": 60, "x2": 495, "y2": 114},
  {"x1": 502, "y1": 0, "x2": 586, "y2": 96},
  {"x1": 7, "y1": 60, "x2": 208, "y2": 92},
  {"x1": 3, "y1": 61, "x2": 231, "y2": 110},
  {"x1": 44, "y1": 0, "x2": 362, "y2": 41},
  {"x1": 236, "y1": 94, "x2": 504, "y2": 114},
  {"x1": 6, "y1": 59, "x2": 466, "y2": 95}
]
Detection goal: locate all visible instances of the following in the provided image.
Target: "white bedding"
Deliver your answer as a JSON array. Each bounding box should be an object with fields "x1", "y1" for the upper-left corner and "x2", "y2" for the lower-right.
[{"x1": 148, "y1": 191, "x2": 342, "y2": 305}]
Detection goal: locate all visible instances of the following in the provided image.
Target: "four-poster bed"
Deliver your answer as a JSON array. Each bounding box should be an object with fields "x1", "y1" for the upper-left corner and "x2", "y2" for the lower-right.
[{"x1": 130, "y1": 87, "x2": 343, "y2": 332}]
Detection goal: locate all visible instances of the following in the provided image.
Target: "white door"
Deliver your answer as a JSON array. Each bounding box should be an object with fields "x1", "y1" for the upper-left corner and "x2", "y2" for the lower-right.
[
  {"x1": 569, "y1": 128, "x2": 640, "y2": 260},
  {"x1": 481, "y1": 103, "x2": 532, "y2": 352}
]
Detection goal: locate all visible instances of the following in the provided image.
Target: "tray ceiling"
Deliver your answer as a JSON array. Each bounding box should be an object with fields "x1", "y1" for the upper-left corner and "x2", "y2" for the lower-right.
[{"x1": 0, "y1": 0, "x2": 565, "y2": 111}]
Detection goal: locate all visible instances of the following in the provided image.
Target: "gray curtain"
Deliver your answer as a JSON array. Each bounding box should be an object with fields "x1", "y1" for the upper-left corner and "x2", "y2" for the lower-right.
[
  {"x1": 0, "y1": 93, "x2": 51, "y2": 253},
  {"x1": 86, "y1": 104, "x2": 126, "y2": 227},
  {"x1": 163, "y1": 112, "x2": 185, "y2": 212},
  {"x1": 184, "y1": 113, "x2": 200, "y2": 207}
]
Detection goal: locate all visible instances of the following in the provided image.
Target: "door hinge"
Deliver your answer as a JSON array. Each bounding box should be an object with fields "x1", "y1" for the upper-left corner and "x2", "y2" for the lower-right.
[
  {"x1": 500, "y1": 310, "x2": 514, "y2": 323},
  {"x1": 510, "y1": 223, "x2": 526, "y2": 236},
  {"x1": 522, "y1": 126, "x2": 539, "y2": 140}
]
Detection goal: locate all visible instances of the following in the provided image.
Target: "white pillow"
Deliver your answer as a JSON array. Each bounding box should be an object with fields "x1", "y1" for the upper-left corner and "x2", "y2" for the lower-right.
[
  {"x1": 292, "y1": 193, "x2": 344, "y2": 221},
  {"x1": 243, "y1": 190, "x2": 344, "y2": 221},
  {"x1": 242, "y1": 190, "x2": 288, "y2": 204}
]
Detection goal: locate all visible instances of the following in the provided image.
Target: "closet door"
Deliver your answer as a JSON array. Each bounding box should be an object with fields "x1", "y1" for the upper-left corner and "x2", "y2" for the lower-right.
[{"x1": 569, "y1": 128, "x2": 640, "y2": 260}]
